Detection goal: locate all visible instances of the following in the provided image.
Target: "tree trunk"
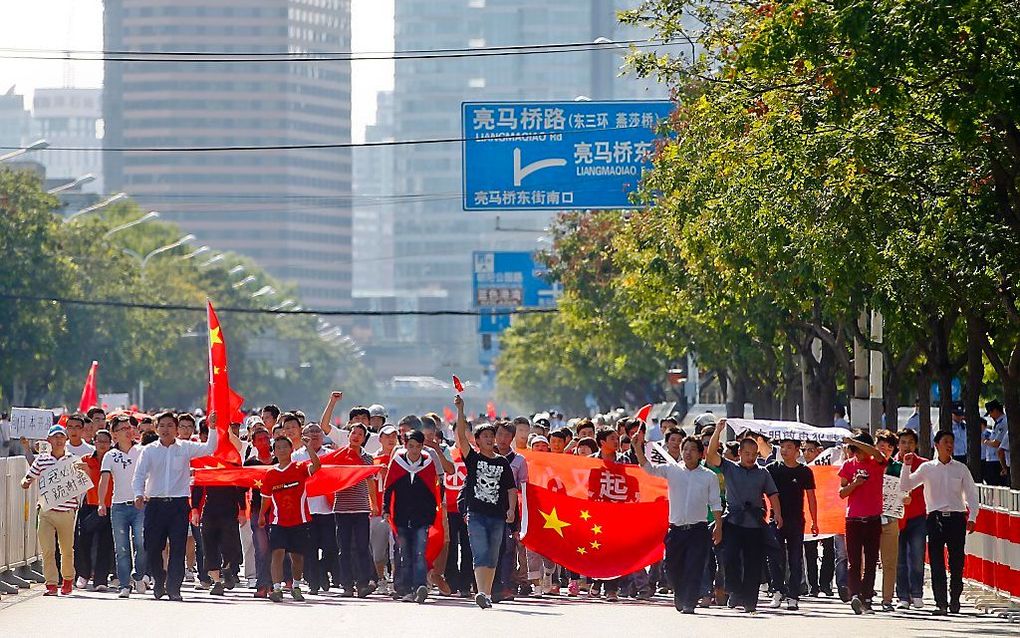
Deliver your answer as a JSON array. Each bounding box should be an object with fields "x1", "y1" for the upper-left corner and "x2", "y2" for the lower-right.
[
  {"x1": 1006, "y1": 376, "x2": 1020, "y2": 490},
  {"x1": 801, "y1": 339, "x2": 837, "y2": 427},
  {"x1": 916, "y1": 367, "x2": 933, "y2": 458},
  {"x1": 884, "y1": 362, "x2": 900, "y2": 434},
  {"x1": 726, "y1": 371, "x2": 747, "y2": 418},
  {"x1": 964, "y1": 316, "x2": 985, "y2": 480},
  {"x1": 930, "y1": 315, "x2": 956, "y2": 433}
]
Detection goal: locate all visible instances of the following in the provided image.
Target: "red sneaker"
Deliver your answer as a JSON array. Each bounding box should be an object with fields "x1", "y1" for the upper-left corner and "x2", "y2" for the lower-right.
[
  {"x1": 44, "y1": 584, "x2": 59, "y2": 596},
  {"x1": 254, "y1": 588, "x2": 269, "y2": 599},
  {"x1": 60, "y1": 579, "x2": 73, "y2": 595}
]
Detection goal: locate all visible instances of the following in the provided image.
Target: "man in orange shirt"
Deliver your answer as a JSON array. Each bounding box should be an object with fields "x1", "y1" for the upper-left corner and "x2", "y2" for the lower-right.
[{"x1": 75, "y1": 428, "x2": 114, "y2": 591}]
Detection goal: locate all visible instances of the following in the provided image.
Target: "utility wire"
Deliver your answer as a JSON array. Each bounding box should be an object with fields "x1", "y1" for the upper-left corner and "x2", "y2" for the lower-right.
[
  {"x1": 0, "y1": 120, "x2": 669, "y2": 153},
  {"x1": 0, "y1": 293, "x2": 558, "y2": 317},
  {"x1": 0, "y1": 40, "x2": 671, "y2": 62}
]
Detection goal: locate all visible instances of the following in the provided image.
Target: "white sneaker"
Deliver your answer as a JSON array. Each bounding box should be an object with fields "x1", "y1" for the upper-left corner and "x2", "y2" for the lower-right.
[
  {"x1": 184, "y1": 570, "x2": 196, "y2": 582},
  {"x1": 377, "y1": 580, "x2": 392, "y2": 595},
  {"x1": 897, "y1": 600, "x2": 911, "y2": 609},
  {"x1": 786, "y1": 598, "x2": 799, "y2": 611},
  {"x1": 195, "y1": 580, "x2": 211, "y2": 590},
  {"x1": 111, "y1": 578, "x2": 120, "y2": 589},
  {"x1": 911, "y1": 598, "x2": 925, "y2": 609},
  {"x1": 75, "y1": 576, "x2": 88, "y2": 589},
  {"x1": 133, "y1": 578, "x2": 146, "y2": 594},
  {"x1": 770, "y1": 592, "x2": 783, "y2": 608},
  {"x1": 118, "y1": 588, "x2": 131, "y2": 599}
]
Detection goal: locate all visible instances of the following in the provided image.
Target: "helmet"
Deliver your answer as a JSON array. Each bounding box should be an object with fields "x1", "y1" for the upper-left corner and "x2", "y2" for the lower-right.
[{"x1": 368, "y1": 404, "x2": 388, "y2": 419}]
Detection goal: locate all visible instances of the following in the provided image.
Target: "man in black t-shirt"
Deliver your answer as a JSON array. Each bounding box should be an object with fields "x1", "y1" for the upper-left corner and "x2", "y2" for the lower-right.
[
  {"x1": 765, "y1": 438, "x2": 819, "y2": 610},
  {"x1": 454, "y1": 395, "x2": 518, "y2": 609}
]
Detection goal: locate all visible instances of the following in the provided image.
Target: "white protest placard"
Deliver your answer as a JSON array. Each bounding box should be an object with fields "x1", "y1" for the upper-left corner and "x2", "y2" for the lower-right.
[
  {"x1": 100, "y1": 393, "x2": 130, "y2": 410},
  {"x1": 728, "y1": 418, "x2": 853, "y2": 444},
  {"x1": 37, "y1": 455, "x2": 93, "y2": 511},
  {"x1": 882, "y1": 474, "x2": 905, "y2": 519},
  {"x1": 9, "y1": 407, "x2": 55, "y2": 440}
]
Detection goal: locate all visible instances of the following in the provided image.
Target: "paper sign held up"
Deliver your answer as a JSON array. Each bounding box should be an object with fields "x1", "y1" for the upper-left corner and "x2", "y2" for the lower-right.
[
  {"x1": 9, "y1": 407, "x2": 55, "y2": 440},
  {"x1": 37, "y1": 455, "x2": 93, "y2": 511}
]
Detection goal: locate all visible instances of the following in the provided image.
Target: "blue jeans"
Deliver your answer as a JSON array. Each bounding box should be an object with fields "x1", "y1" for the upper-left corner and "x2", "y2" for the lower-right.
[
  {"x1": 834, "y1": 534, "x2": 848, "y2": 588},
  {"x1": 250, "y1": 519, "x2": 272, "y2": 589},
  {"x1": 896, "y1": 516, "x2": 926, "y2": 602},
  {"x1": 110, "y1": 502, "x2": 146, "y2": 587},
  {"x1": 466, "y1": 512, "x2": 504, "y2": 568},
  {"x1": 396, "y1": 525, "x2": 429, "y2": 590}
]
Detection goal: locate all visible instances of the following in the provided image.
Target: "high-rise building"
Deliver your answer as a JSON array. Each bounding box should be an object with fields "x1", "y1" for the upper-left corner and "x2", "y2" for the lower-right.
[
  {"x1": 386, "y1": 0, "x2": 667, "y2": 380},
  {"x1": 0, "y1": 86, "x2": 32, "y2": 149},
  {"x1": 33, "y1": 88, "x2": 104, "y2": 193},
  {"x1": 103, "y1": 0, "x2": 353, "y2": 308},
  {"x1": 352, "y1": 90, "x2": 395, "y2": 297}
]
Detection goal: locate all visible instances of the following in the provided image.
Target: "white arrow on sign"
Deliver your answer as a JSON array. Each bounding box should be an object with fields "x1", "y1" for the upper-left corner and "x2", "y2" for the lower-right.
[{"x1": 513, "y1": 147, "x2": 566, "y2": 186}]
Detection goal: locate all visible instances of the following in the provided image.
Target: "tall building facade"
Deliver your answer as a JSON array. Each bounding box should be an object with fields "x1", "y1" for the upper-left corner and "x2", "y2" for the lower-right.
[
  {"x1": 387, "y1": 0, "x2": 667, "y2": 380},
  {"x1": 33, "y1": 88, "x2": 104, "y2": 193},
  {"x1": 352, "y1": 90, "x2": 395, "y2": 297},
  {"x1": 0, "y1": 87, "x2": 32, "y2": 149},
  {"x1": 103, "y1": 0, "x2": 353, "y2": 308}
]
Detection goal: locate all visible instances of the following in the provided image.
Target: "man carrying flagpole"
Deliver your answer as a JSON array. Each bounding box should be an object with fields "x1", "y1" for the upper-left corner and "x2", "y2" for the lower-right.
[{"x1": 632, "y1": 427, "x2": 722, "y2": 614}]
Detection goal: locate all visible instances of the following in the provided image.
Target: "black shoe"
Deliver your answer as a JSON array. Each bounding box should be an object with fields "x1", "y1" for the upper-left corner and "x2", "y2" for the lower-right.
[
  {"x1": 837, "y1": 586, "x2": 851, "y2": 603},
  {"x1": 308, "y1": 586, "x2": 319, "y2": 596},
  {"x1": 949, "y1": 602, "x2": 961, "y2": 615},
  {"x1": 808, "y1": 588, "x2": 820, "y2": 597},
  {"x1": 210, "y1": 581, "x2": 225, "y2": 596},
  {"x1": 153, "y1": 585, "x2": 166, "y2": 600},
  {"x1": 851, "y1": 596, "x2": 865, "y2": 615},
  {"x1": 931, "y1": 608, "x2": 948, "y2": 616},
  {"x1": 820, "y1": 588, "x2": 833, "y2": 597},
  {"x1": 680, "y1": 606, "x2": 695, "y2": 614},
  {"x1": 168, "y1": 593, "x2": 184, "y2": 602},
  {"x1": 458, "y1": 590, "x2": 473, "y2": 599}
]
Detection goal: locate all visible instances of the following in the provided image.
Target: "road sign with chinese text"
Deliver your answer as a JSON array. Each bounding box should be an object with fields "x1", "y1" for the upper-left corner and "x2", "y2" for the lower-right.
[{"x1": 462, "y1": 100, "x2": 673, "y2": 211}]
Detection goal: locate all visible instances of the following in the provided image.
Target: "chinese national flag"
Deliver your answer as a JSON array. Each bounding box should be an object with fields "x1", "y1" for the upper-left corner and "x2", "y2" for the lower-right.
[
  {"x1": 486, "y1": 400, "x2": 497, "y2": 420},
  {"x1": 383, "y1": 453, "x2": 445, "y2": 568},
  {"x1": 78, "y1": 360, "x2": 99, "y2": 412},
  {"x1": 193, "y1": 464, "x2": 381, "y2": 496},
  {"x1": 520, "y1": 483, "x2": 668, "y2": 579},
  {"x1": 206, "y1": 300, "x2": 242, "y2": 464}
]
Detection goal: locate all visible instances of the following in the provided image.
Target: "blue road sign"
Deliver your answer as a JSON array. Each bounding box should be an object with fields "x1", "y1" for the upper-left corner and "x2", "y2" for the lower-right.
[
  {"x1": 462, "y1": 100, "x2": 673, "y2": 211},
  {"x1": 478, "y1": 311, "x2": 512, "y2": 335},
  {"x1": 472, "y1": 251, "x2": 556, "y2": 309}
]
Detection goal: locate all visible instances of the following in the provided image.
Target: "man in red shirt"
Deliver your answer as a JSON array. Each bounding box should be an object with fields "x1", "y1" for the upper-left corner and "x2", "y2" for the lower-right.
[
  {"x1": 75, "y1": 428, "x2": 114, "y2": 591},
  {"x1": 895, "y1": 428, "x2": 928, "y2": 609},
  {"x1": 258, "y1": 435, "x2": 321, "y2": 602},
  {"x1": 838, "y1": 430, "x2": 889, "y2": 614}
]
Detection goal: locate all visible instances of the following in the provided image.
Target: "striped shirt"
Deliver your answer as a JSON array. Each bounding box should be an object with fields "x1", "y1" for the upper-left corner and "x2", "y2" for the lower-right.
[
  {"x1": 333, "y1": 450, "x2": 374, "y2": 513},
  {"x1": 25, "y1": 453, "x2": 80, "y2": 512}
]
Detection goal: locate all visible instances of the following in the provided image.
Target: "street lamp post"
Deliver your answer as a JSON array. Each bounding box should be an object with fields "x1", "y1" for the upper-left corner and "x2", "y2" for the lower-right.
[
  {"x1": 250, "y1": 285, "x2": 275, "y2": 298},
  {"x1": 123, "y1": 234, "x2": 196, "y2": 277},
  {"x1": 200, "y1": 254, "x2": 225, "y2": 268},
  {"x1": 102, "y1": 211, "x2": 160, "y2": 240},
  {"x1": 65, "y1": 192, "x2": 127, "y2": 222},
  {"x1": 180, "y1": 245, "x2": 210, "y2": 260},
  {"x1": 0, "y1": 139, "x2": 49, "y2": 162},
  {"x1": 232, "y1": 275, "x2": 256, "y2": 289},
  {"x1": 47, "y1": 173, "x2": 95, "y2": 195}
]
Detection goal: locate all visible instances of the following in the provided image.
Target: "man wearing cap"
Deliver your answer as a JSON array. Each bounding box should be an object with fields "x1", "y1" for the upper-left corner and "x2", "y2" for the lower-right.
[
  {"x1": 981, "y1": 400, "x2": 1009, "y2": 485},
  {"x1": 372, "y1": 423, "x2": 399, "y2": 594},
  {"x1": 132, "y1": 411, "x2": 220, "y2": 601},
  {"x1": 22, "y1": 424, "x2": 81, "y2": 595},
  {"x1": 98, "y1": 413, "x2": 148, "y2": 597},
  {"x1": 293, "y1": 420, "x2": 338, "y2": 595},
  {"x1": 938, "y1": 405, "x2": 968, "y2": 463}
]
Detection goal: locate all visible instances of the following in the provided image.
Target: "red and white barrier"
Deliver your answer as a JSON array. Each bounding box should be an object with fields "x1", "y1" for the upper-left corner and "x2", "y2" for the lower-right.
[{"x1": 965, "y1": 485, "x2": 1020, "y2": 600}]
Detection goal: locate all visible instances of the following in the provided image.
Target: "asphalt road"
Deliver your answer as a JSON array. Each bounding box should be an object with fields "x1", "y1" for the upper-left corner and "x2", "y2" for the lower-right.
[{"x1": 1, "y1": 580, "x2": 1015, "y2": 638}]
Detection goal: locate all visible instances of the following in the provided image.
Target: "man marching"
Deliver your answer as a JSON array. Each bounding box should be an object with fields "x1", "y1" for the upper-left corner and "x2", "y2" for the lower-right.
[{"x1": 632, "y1": 427, "x2": 722, "y2": 614}]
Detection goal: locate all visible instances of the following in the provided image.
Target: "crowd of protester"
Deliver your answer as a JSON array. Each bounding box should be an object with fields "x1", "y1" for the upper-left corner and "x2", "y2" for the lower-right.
[{"x1": 6, "y1": 394, "x2": 1010, "y2": 617}]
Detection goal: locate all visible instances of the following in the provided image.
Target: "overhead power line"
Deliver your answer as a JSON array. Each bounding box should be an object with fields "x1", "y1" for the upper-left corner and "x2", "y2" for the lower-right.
[
  {"x1": 0, "y1": 293, "x2": 559, "y2": 317},
  {"x1": 0, "y1": 39, "x2": 672, "y2": 62},
  {"x1": 0, "y1": 121, "x2": 668, "y2": 153}
]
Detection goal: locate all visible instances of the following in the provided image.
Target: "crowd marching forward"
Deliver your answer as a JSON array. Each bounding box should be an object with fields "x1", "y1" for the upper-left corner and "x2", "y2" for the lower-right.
[{"x1": 6, "y1": 393, "x2": 1011, "y2": 618}]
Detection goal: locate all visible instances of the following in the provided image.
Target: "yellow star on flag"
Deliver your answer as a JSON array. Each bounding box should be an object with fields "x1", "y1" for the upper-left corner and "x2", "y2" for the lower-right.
[
  {"x1": 576, "y1": 546, "x2": 587, "y2": 555},
  {"x1": 209, "y1": 326, "x2": 223, "y2": 345},
  {"x1": 253, "y1": 479, "x2": 263, "y2": 488},
  {"x1": 540, "y1": 507, "x2": 572, "y2": 537},
  {"x1": 592, "y1": 524, "x2": 603, "y2": 535},
  {"x1": 579, "y1": 510, "x2": 591, "y2": 521},
  {"x1": 213, "y1": 366, "x2": 221, "y2": 375},
  {"x1": 590, "y1": 541, "x2": 601, "y2": 550}
]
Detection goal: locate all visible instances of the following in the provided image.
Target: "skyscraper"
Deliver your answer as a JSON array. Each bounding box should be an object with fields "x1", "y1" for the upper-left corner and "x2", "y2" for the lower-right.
[
  {"x1": 33, "y1": 88, "x2": 104, "y2": 193},
  {"x1": 103, "y1": 0, "x2": 353, "y2": 308},
  {"x1": 385, "y1": 0, "x2": 667, "y2": 380}
]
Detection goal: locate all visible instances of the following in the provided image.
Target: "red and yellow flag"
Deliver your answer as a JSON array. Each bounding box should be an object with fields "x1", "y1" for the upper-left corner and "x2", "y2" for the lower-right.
[
  {"x1": 78, "y1": 360, "x2": 99, "y2": 412},
  {"x1": 206, "y1": 300, "x2": 242, "y2": 464}
]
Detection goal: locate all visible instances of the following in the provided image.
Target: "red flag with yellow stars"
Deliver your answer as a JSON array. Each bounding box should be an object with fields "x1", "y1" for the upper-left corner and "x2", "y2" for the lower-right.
[
  {"x1": 206, "y1": 300, "x2": 242, "y2": 464},
  {"x1": 520, "y1": 482, "x2": 668, "y2": 579}
]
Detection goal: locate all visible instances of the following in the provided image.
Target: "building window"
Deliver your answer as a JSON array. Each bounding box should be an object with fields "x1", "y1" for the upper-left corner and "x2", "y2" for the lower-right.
[{"x1": 469, "y1": 78, "x2": 486, "y2": 88}]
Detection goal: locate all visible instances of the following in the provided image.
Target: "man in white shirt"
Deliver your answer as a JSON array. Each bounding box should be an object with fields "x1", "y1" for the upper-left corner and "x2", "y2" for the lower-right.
[
  {"x1": 98, "y1": 414, "x2": 148, "y2": 598},
  {"x1": 66, "y1": 413, "x2": 96, "y2": 457},
  {"x1": 293, "y1": 421, "x2": 339, "y2": 594},
  {"x1": 132, "y1": 411, "x2": 219, "y2": 601},
  {"x1": 900, "y1": 430, "x2": 979, "y2": 616},
  {"x1": 633, "y1": 427, "x2": 722, "y2": 614}
]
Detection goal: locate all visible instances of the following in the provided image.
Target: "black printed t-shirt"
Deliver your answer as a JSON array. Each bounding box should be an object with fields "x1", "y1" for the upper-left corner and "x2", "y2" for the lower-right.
[
  {"x1": 461, "y1": 449, "x2": 516, "y2": 519},
  {"x1": 766, "y1": 461, "x2": 816, "y2": 525}
]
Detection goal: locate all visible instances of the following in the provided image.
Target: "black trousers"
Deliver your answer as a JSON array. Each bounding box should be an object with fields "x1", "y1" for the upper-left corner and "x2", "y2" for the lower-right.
[
  {"x1": 927, "y1": 512, "x2": 967, "y2": 609},
  {"x1": 144, "y1": 498, "x2": 190, "y2": 595},
  {"x1": 336, "y1": 512, "x2": 373, "y2": 588},
  {"x1": 445, "y1": 511, "x2": 474, "y2": 593},
  {"x1": 74, "y1": 504, "x2": 114, "y2": 586},
  {"x1": 200, "y1": 514, "x2": 241, "y2": 574},
  {"x1": 804, "y1": 535, "x2": 835, "y2": 592},
  {"x1": 664, "y1": 523, "x2": 711, "y2": 611},
  {"x1": 723, "y1": 522, "x2": 764, "y2": 610},
  {"x1": 305, "y1": 513, "x2": 340, "y2": 589},
  {"x1": 767, "y1": 522, "x2": 805, "y2": 598}
]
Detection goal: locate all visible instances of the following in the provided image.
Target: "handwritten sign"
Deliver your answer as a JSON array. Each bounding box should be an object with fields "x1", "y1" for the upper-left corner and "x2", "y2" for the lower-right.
[
  {"x1": 9, "y1": 407, "x2": 54, "y2": 440},
  {"x1": 882, "y1": 474, "x2": 905, "y2": 519},
  {"x1": 37, "y1": 455, "x2": 92, "y2": 511}
]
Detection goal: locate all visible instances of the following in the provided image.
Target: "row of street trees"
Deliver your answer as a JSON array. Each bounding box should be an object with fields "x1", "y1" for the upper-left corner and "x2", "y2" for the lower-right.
[
  {"x1": 0, "y1": 168, "x2": 373, "y2": 413},
  {"x1": 498, "y1": 0, "x2": 1020, "y2": 486}
]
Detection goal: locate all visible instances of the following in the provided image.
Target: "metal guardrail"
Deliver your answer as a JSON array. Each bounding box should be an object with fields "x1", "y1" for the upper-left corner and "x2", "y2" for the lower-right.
[
  {"x1": 0, "y1": 456, "x2": 44, "y2": 594},
  {"x1": 965, "y1": 484, "x2": 1020, "y2": 622}
]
